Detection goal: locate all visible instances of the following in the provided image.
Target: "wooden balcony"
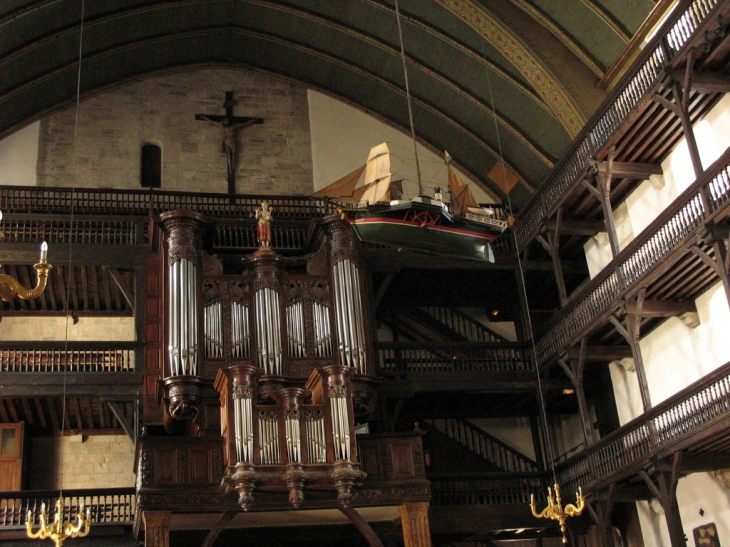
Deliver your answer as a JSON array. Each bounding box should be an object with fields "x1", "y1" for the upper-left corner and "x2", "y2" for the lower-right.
[
  {"x1": 557, "y1": 359, "x2": 730, "y2": 496},
  {"x1": 512, "y1": 0, "x2": 730, "y2": 252},
  {"x1": 0, "y1": 488, "x2": 135, "y2": 541},
  {"x1": 375, "y1": 341, "x2": 535, "y2": 394},
  {"x1": 534, "y1": 146, "x2": 730, "y2": 366}
]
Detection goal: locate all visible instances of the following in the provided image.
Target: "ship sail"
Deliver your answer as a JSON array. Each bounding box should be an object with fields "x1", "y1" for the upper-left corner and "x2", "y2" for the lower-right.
[
  {"x1": 447, "y1": 168, "x2": 480, "y2": 217},
  {"x1": 359, "y1": 143, "x2": 393, "y2": 205},
  {"x1": 312, "y1": 143, "x2": 397, "y2": 205}
]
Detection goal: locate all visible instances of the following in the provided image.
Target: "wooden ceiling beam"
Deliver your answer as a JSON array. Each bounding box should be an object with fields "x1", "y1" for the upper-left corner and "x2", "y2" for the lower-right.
[
  {"x1": 622, "y1": 299, "x2": 697, "y2": 317},
  {"x1": 592, "y1": 161, "x2": 663, "y2": 179}
]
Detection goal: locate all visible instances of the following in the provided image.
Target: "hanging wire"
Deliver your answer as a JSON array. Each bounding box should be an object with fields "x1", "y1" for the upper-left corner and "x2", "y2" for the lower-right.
[
  {"x1": 482, "y1": 48, "x2": 558, "y2": 484},
  {"x1": 59, "y1": 0, "x2": 85, "y2": 505},
  {"x1": 394, "y1": 0, "x2": 422, "y2": 194}
]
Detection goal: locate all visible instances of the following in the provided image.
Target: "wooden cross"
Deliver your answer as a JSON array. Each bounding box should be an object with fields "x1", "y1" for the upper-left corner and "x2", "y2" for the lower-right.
[{"x1": 195, "y1": 91, "x2": 264, "y2": 194}]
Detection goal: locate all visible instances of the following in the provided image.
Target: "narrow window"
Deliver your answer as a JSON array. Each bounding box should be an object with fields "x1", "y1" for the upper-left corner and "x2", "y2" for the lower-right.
[{"x1": 141, "y1": 143, "x2": 162, "y2": 188}]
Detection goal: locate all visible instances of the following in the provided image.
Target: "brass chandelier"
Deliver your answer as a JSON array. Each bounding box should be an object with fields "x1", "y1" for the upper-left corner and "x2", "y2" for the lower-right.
[
  {"x1": 0, "y1": 211, "x2": 52, "y2": 301},
  {"x1": 26, "y1": 498, "x2": 91, "y2": 547},
  {"x1": 530, "y1": 484, "x2": 586, "y2": 543}
]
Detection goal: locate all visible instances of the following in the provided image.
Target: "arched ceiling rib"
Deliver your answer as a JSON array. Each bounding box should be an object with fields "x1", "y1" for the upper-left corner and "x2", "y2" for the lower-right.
[{"x1": 0, "y1": 0, "x2": 658, "y2": 209}]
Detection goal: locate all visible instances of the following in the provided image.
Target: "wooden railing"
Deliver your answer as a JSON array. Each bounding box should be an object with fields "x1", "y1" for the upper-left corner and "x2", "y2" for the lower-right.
[
  {"x1": 0, "y1": 342, "x2": 138, "y2": 372},
  {"x1": 557, "y1": 360, "x2": 730, "y2": 494},
  {"x1": 429, "y1": 473, "x2": 547, "y2": 506},
  {"x1": 375, "y1": 342, "x2": 533, "y2": 374},
  {"x1": 212, "y1": 220, "x2": 310, "y2": 251},
  {"x1": 424, "y1": 418, "x2": 539, "y2": 473},
  {"x1": 418, "y1": 307, "x2": 509, "y2": 343},
  {"x1": 0, "y1": 215, "x2": 146, "y2": 245},
  {"x1": 513, "y1": 0, "x2": 722, "y2": 250},
  {"x1": 535, "y1": 147, "x2": 730, "y2": 365},
  {"x1": 0, "y1": 187, "x2": 336, "y2": 219},
  {"x1": 0, "y1": 488, "x2": 135, "y2": 527}
]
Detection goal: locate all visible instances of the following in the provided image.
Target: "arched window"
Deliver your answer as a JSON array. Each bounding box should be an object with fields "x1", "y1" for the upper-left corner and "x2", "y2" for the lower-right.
[{"x1": 140, "y1": 143, "x2": 162, "y2": 188}]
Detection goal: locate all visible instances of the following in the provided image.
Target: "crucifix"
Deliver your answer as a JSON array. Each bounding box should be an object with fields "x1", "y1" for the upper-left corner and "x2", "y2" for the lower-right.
[{"x1": 195, "y1": 91, "x2": 264, "y2": 194}]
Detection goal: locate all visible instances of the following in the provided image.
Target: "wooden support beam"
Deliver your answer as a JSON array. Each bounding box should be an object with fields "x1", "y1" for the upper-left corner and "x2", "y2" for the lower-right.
[
  {"x1": 374, "y1": 272, "x2": 397, "y2": 310},
  {"x1": 339, "y1": 506, "x2": 384, "y2": 547},
  {"x1": 593, "y1": 161, "x2": 663, "y2": 179},
  {"x1": 545, "y1": 219, "x2": 605, "y2": 236},
  {"x1": 666, "y1": 68, "x2": 730, "y2": 93},
  {"x1": 582, "y1": 346, "x2": 633, "y2": 361},
  {"x1": 108, "y1": 401, "x2": 135, "y2": 444},
  {"x1": 0, "y1": 243, "x2": 149, "y2": 267},
  {"x1": 622, "y1": 299, "x2": 697, "y2": 317},
  {"x1": 106, "y1": 267, "x2": 135, "y2": 313},
  {"x1": 201, "y1": 511, "x2": 238, "y2": 547}
]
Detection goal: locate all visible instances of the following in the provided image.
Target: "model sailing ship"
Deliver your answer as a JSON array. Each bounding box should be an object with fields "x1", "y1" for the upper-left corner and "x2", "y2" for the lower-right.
[{"x1": 313, "y1": 143, "x2": 507, "y2": 262}]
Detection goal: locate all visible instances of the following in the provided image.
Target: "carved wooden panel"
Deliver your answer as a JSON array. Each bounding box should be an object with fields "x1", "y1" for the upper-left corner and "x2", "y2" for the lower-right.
[{"x1": 143, "y1": 253, "x2": 164, "y2": 424}]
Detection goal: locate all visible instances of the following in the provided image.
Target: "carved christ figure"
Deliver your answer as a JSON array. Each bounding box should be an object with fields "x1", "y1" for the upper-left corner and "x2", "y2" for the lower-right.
[
  {"x1": 197, "y1": 115, "x2": 260, "y2": 179},
  {"x1": 256, "y1": 201, "x2": 273, "y2": 247}
]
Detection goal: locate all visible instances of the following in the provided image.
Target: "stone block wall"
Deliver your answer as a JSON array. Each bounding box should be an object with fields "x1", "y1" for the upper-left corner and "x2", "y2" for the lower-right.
[
  {"x1": 37, "y1": 68, "x2": 313, "y2": 195},
  {"x1": 28, "y1": 435, "x2": 135, "y2": 490}
]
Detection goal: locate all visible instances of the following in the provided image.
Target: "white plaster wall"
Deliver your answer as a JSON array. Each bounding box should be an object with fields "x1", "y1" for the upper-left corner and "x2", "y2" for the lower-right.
[
  {"x1": 308, "y1": 91, "x2": 499, "y2": 205},
  {"x1": 0, "y1": 316, "x2": 135, "y2": 341},
  {"x1": 636, "y1": 472, "x2": 730, "y2": 547},
  {"x1": 0, "y1": 121, "x2": 39, "y2": 186}
]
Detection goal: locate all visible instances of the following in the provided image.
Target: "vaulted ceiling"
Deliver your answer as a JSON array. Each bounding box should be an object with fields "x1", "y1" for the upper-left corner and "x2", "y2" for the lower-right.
[{"x1": 0, "y1": 0, "x2": 662, "y2": 208}]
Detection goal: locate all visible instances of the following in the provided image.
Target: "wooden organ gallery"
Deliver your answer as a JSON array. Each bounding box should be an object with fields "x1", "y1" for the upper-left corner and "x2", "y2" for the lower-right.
[{"x1": 139, "y1": 209, "x2": 430, "y2": 546}]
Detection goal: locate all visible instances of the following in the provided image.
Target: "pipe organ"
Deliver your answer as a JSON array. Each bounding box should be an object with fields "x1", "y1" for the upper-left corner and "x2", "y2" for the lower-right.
[
  {"x1": 155, "y1": 212, "x2": 378, "y2": 507},
  {"x1": 216, "y1": 363, "x2": 368, "y2": 510}
]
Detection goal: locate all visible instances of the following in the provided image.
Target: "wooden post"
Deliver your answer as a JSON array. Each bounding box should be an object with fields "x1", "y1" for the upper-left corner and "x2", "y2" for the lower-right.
[
  {"x1": 608, "y1": 290, "x2": 653, "y2": 412},
  {"x1": 143, "y1": 510, "x2": 171, "y2": 547},
  {"x1": 398, "y1": 502, "x2": 432, "y2": 547},
  {"x1": 537, "y1": 208, "x2": 568, "y2": 307}
]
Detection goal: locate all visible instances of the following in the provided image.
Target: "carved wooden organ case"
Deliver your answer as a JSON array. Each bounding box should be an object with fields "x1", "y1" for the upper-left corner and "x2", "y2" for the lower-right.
[{"x1": 156, "y1": 211, "x2": 378, "y2": 510}]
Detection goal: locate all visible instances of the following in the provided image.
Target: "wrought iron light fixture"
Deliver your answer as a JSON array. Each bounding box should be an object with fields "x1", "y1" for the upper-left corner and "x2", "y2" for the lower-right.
[
  {"x1": 0, "y1": 211, "x2": 52, "y2": 301},
  {"x1": 26, "y1": 498, "x2": 91, "y2": 547},
  {"x1": 530, "y1": 483, "x2": 585, "y2": 544}
]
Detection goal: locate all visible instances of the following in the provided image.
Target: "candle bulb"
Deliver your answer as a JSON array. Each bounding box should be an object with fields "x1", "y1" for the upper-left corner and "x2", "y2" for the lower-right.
[{"x1": 40, "y1": 241, "x2": 48, "y2": 264}]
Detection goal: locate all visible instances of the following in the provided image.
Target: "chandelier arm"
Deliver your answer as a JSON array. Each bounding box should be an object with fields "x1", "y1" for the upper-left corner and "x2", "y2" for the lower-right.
[{"x1": 0, "y1": 263, "x2": 53, "y2": 301}]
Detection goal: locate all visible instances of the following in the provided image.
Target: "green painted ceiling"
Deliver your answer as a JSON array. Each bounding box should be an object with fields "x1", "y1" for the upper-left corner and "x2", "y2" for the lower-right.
[{"x1": 0, "y1": 0, "x2": 658, "y2": 208}]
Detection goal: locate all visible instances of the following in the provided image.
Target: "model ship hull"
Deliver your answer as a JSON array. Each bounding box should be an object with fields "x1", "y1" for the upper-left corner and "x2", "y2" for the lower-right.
[{"x1": 347, "y1": 199, "x2": 503, "y2": 262}]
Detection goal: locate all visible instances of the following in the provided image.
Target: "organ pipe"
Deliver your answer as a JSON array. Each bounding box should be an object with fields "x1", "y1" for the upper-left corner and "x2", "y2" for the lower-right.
[
  {"x1": 255, "y1": 287, "x2": 282, "y2": 374},
  {"x1": 169, "y1": 256, "x2": 199, "y2": 376},
  {"x1": 332, "y1": 259, "x2": 366, "y2": 373}
]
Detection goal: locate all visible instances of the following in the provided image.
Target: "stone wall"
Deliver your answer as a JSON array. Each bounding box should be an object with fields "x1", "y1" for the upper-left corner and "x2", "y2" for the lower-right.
[
  {"x1": 37, "y1": 68, "x2": 313, "y2": 195},
  {"x1": 0, "y1": 316, "x2": 134, "y2": 341},
  {"x1": 27, "y1": 435, "x2": 135, "y2": 490}
]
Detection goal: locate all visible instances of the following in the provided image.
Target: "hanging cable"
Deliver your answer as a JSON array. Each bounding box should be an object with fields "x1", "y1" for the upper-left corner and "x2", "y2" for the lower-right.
[
  {"x1": 482, "y1": 47, "x2": 558, "y2": 483},
  {"x1": 394, "y1": 0, "x2": 422, "y2": 194}
]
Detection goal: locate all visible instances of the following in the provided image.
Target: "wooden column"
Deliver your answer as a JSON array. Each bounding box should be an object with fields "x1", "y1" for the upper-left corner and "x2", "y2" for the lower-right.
[
  {"x1": 585, "y1": 484, "x2": 616, "y2": 547},
  {"x1": 398, "y1": 502, "x2": 432, "y2": 547},
  {"x1": 143, "y1": 510, "x2": 171, "y2": 547},
  {"x1": 537, "y1": 207, "x2": 568, "y2": 307},
  {"x1": 583, "y1": 147, "x2": 621, "y2": 258},
  {"x1": 640, "y1": 453, "x2": 685, "y2": 547},
  {"x1": 558, "y1": 338, "x2": 593, "y2": 446},
  {"x1": 608, "y1": 290, "x2": 652, "y2": 412}
]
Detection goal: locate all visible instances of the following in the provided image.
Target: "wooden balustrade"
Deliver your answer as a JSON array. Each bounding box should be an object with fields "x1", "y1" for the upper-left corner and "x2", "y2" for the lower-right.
[
  {"x1": 213, "y1": 221, "x2": 310, "y2": 251},
  {"x1": 0, "y1": 488, "x2": 135, "y2": 527},
  {"x1": 535, "y1": 148, "x2": 730, "y2": 366},
  {"x1": 429, "y1": 473, "x2": 548, "y2": 506},
  {"x1": 514, "y1": 0, "x2": 722, "y2": 250},
  {"x1": 0, "y1": 342, "x2": 138, "y2": 373},
  {"x1": 375, "y1": 342, "x2": 533, "y2": 374},
  {"x1": 0, "y1": 215, "x2": 145, "y2": 245},
  {"x1": 557, "y1": 359, "x2": 730, "y2": 493},
  {"x1": 0, "y1": 187, "x2": 335, "y2": 219}
]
